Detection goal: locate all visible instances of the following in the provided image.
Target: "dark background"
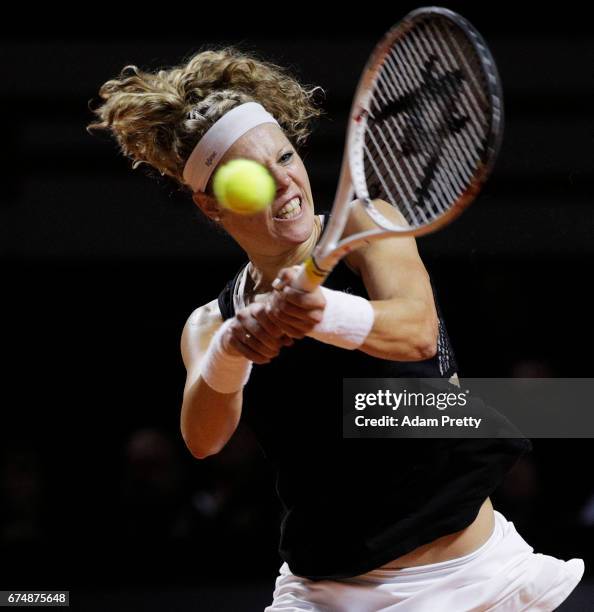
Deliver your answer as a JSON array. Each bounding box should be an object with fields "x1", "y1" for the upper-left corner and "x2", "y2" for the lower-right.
[{"x1": 1, "y1": 2, "x2": 593, "y2": 610}]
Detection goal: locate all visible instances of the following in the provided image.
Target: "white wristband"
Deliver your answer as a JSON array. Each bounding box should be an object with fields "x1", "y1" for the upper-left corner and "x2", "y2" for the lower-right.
[
  {"x1": 200, "y1": 318, "x2": 253, "y2": 394},
  {"x1": 307, "y1": 287, "x2": 375, "y2": 350}
]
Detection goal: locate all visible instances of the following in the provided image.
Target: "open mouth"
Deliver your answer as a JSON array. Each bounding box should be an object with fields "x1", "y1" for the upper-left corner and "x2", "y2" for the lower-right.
[{"x1": 274, "y1": 197, "x2": 303, "y2": 221}]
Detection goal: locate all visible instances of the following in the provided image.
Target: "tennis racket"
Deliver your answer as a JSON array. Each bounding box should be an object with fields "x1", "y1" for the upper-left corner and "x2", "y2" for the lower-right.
[{"x1": 296, "y1": 6, "x2": 504, "y2": 291}]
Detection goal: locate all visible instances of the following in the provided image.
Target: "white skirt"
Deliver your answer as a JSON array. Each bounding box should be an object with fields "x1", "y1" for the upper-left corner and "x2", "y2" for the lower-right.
[{"x1": 265, "y1": 511, "x2": 584, "y2": 611}]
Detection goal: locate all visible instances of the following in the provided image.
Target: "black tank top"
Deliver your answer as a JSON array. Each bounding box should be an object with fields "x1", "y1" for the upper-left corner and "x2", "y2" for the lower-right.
[{"x1": 216, "y1": 221, "x2": 531, "y2": 580}]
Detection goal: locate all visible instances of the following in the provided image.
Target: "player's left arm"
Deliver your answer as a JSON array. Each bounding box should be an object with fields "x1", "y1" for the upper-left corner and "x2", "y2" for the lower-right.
[
  {"x1": 269, "y1": 200, "x2": 439, "y2": 362},
  {"x1": 341, "y1": 200, "x2": 439, "y2": 362}
]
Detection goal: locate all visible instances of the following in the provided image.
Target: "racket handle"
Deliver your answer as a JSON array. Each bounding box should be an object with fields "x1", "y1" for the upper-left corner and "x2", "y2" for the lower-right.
[{"x1": 295, "y1": 256, "x2": 329, "y2": 292}]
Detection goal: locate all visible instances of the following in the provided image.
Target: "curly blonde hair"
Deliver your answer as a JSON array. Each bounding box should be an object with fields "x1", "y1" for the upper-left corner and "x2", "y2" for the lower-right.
[{"x1": 87, "y1": 47, "x2": 324, "y2": 190}]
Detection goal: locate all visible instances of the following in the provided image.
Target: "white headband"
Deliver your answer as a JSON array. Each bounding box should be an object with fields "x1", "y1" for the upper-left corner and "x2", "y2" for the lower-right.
[{"x1": 182, "y1": 102, "x2": 280, "y2": 193}]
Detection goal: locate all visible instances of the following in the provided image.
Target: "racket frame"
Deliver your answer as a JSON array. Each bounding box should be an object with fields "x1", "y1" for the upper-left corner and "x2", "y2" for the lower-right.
[{"x1": 298, "y1": 6, "x2": 504, "y2": 291}]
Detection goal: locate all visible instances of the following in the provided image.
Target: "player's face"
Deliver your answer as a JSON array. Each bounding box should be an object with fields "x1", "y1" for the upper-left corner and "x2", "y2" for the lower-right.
[{"x1": 202, "y1": 123, "x2": 316, "y2": 255}]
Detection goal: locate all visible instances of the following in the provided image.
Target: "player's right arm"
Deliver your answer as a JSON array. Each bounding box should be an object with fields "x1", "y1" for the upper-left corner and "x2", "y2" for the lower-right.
[
  {"x1": 180, "y1": 300, "x2": 240, "y2": 459},
  {"x1": 180, "y1": 298, "x2": 290, "y2": 459}
]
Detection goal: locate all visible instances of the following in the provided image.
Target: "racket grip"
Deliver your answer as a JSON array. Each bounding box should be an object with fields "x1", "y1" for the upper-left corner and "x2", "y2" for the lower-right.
[{"x1": 295, "y1": 256, "x2": 328, "y2": 292}]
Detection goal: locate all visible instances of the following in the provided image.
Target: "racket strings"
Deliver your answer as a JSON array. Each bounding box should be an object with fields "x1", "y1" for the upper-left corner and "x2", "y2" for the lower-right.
[
  {"x1": 366, "y1": 80, "x2": 460, "y2": 222},
  {"x1": 364, "y1": 63, "x2": 437, "y2": 223},
  {"x1": 421, "y1": 23, "x2": 487, "y2": 150},
  {"x1": 399, "y1": 27, "x2": 482, "y2": 197},
  {"x1": 366, "y1": 84, "x2": 433, "y2": 223},
  {"x1": 386, "y1": 29, "x2": 481, "y2": 200},
  {"x1": 360, "y1": 17, "x2": 494, "y2": 228},
  {"x1": 366, "y1": 59, "x2": 459, "y2": 223},
  {"x1": 381, "y1": 44, "x2": 469, "y2": 215}
]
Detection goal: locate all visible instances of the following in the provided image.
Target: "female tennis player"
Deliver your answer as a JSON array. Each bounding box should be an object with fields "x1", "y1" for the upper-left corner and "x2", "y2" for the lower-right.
[{"x1": 89, "y1": 47, "x2": 584, "y2": 611}]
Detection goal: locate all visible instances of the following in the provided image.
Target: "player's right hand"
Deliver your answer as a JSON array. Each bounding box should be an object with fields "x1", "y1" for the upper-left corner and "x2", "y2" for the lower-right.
[{"x1": 222, "y1": 302, "x2": 294, "y2": 364}]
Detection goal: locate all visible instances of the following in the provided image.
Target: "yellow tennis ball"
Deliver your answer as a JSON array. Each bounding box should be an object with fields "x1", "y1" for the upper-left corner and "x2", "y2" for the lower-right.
[{"x1": 213, "y1": 159, "x2": 276, "y2": 215}]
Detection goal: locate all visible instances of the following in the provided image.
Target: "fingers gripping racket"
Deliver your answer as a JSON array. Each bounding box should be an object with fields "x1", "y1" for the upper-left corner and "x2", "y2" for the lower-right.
[{"x1": 296, "y1": 6, "x2": 504, "y2": 291}]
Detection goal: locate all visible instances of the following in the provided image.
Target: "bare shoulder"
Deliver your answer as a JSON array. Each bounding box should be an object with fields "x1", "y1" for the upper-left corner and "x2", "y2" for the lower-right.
[
  {"x1": 181, "y1": 298, "x2": 224, "y2": 370},
  {"x1": 343, "y1": 198, "x2": 409, "y2": 235},
  {"x1": 342, "y1": 199, "x2": 422, "y2": 278}
]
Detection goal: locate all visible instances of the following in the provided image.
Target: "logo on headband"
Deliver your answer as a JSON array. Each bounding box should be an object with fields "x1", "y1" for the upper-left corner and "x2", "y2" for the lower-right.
[{"x1": 205, "y1": 151, "x2": 218, "y2": 167}]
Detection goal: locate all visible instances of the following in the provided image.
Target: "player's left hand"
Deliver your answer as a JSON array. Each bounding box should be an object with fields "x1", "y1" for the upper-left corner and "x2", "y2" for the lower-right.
[{"x1": 266, "y1": 266, "x2": 326, "y2": 339}]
